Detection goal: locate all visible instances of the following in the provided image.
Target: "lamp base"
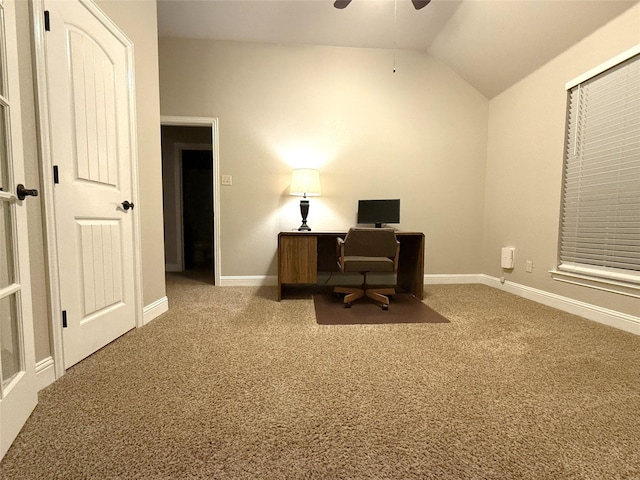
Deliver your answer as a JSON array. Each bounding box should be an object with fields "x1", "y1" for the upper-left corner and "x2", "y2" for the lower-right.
[{"x1": 298, "y1": 199, "x2": 311, "y2": 231}]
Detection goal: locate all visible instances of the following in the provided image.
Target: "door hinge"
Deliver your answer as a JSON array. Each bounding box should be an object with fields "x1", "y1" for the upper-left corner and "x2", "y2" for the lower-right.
[
  {"x1": 44, "y1": 10, "x2": 50, "y2": 31},
  {"x1": 62, "y1": 310, "x2": 67, "y2": 328},
  {"x1": 53, "y1": 165, "x2": 59, "y2": 184}
]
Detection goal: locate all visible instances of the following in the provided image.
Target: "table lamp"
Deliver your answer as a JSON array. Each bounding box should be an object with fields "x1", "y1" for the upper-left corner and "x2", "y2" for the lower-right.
[{"x1": 289, "y1": 168, "x2": 321, "y2": 231}]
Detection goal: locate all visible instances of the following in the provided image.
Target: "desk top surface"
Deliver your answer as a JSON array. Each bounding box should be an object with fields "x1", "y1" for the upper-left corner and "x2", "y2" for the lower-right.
[{"x1": 279, "y1": 230, "x2": 424, "y2": 236}]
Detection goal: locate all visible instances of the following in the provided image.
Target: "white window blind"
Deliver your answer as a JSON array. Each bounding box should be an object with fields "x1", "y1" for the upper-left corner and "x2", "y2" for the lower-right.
[{"x1": 559, "y1": 53, "x2": 640, "y2": 284}]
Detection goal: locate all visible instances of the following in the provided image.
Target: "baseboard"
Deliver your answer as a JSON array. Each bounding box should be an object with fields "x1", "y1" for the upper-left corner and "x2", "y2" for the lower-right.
[
  {"x1": 165, "y1": 264, "x2": 181, "y2": 272},
  {"x1": 424, "y1": 274, "x2": 486, "y2": 284},
  {"x1": 36, "y1": 356, "x2": 56, "y2": 391},
  {"x1": 220, "y1": 276, "x2": 277, "y2": 286},
  {"x1": 476, "y1": 274, "x2": 640, "y2": 336},
  {"x1": 143, "y1": 296, "x2": 169, "y2": 325}
]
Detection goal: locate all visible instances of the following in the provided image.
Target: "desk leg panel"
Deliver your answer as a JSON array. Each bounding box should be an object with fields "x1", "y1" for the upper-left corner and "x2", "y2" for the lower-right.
[
  {"x1": 397, "y1": 234, "x2": 424, "y2": 299},
  {"x1": 278, "y1": 235, "x2": 318, "y2": 300}
]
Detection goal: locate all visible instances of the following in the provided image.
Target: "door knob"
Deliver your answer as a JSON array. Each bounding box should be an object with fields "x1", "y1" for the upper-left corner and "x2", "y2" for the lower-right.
[
  {"x1": 121, "y1": 200, "x2": 134, "y2": 210},
  {"x1": 16, "y1": 184, "x2": 38, "y2": 200}
]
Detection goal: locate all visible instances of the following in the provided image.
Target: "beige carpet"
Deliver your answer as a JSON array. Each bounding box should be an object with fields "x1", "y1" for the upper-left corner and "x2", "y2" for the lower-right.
[{"x1": 2, "y1": 275, "x2": 640, "y2": 479}]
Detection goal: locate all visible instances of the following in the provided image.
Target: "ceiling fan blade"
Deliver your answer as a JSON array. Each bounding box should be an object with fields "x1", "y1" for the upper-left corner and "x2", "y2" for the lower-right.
[
  {"x1": 411, "y1": 0, "x2": 431, "y2": 9},
  {"x1": 334, "y1": 0, "x2": 352, "y2": 9}
]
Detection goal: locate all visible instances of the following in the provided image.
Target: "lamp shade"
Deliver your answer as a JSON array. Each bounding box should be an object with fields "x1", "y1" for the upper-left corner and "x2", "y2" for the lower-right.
[{"x1": 289, "y1": 169, "x2": 321, "y2": 197}]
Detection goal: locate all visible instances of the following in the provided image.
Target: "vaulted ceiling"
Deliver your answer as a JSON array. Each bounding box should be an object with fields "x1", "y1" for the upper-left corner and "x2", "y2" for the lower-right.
[{"x1": 156, "y1": 0, "x2": 638, "y2": 98}]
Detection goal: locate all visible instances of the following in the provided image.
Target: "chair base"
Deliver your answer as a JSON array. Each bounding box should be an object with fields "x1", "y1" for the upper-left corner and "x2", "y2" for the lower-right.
[{"x1": 334, "y1": 286, "x2": 396, "y2": 310}]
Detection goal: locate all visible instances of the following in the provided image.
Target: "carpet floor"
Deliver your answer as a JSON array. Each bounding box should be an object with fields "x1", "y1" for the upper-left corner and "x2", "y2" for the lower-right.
[{"x1": 1, "y1": 275, "x2": 640, "y2": 479}]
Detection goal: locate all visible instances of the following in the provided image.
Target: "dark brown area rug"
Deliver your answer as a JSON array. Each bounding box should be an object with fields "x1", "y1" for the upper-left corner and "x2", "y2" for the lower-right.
[{"x1": 313, "y1": 293, "x2": 450, "y2": 325}]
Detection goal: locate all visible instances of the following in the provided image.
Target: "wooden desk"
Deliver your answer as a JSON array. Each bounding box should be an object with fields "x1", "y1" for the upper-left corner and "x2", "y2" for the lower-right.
[{"x1": 277, "y1": 231, "x2": 424, "y2": 301}]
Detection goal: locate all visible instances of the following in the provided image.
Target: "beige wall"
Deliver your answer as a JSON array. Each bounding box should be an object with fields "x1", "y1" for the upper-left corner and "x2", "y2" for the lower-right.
[
  {"x1": 15, "y1": 0, "x2": 164, "y2": 363},
  {"x1": 484, "y1": 3, "x2": 640, "y2": 316},
  {"x1": 158, "y1": 39, "x2": 489, "y2": 277}
]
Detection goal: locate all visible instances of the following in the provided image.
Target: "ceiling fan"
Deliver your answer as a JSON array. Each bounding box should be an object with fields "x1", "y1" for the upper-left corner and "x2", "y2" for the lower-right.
[{"x1": 334, "y1": 0, "x2": 431, "y2": 10}]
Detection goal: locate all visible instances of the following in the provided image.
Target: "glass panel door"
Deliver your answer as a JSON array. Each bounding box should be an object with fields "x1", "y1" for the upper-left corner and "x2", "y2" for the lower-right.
[
  {"x1": 0, "y1": 295, "x2": 19, "y2": 387},
  {"x1": 0, "y1": 0, "x2": 37, "y2": 460}
]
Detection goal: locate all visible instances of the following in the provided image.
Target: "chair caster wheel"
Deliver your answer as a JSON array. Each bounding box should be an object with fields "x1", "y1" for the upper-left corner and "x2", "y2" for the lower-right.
[
  {"x1": 382, "y1": 304, "x2": 389, "y2": 311},
  {"x1": 345, "y1": 302, "x2": 352, "y2": 309}
]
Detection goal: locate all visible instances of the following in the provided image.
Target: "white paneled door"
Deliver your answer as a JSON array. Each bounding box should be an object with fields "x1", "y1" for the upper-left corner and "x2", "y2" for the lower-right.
[
  {"x1": 0, "y1": 0, "x2": 38, "y2": 460},
  {"x1": 44, "y1": 0, "x2": 138, "y2": 368}
]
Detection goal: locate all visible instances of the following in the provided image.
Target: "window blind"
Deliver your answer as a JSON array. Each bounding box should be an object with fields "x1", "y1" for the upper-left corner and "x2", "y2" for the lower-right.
[{"x1": 559, "y1": 53, "x2": 640, "y2": 281}]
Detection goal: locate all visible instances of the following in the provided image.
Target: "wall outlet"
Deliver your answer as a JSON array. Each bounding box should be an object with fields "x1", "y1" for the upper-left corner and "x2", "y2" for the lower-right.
[
  {"x1": 525, "y1": 260, "x2": 533, "y2": 273},
  {"x1": 221, "y1": 174, "x2": 232, "y2": 186}
]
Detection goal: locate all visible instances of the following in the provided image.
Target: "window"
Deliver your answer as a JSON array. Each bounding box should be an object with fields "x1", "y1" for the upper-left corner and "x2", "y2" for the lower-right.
[{"x1": 554, "y1": 48, "x2": 640, "y2": 296}]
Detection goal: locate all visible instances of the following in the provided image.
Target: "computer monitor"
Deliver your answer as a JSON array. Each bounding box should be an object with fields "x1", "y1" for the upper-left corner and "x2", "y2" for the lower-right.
[{"x1": 357, "y1": 199, "x2": 400, "y2": 228}]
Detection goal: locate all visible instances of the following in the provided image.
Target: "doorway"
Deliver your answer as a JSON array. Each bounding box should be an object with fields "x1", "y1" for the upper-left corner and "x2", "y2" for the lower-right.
[
  {"x1": 161, "y1": 119, "x2": 220, "y2": 285},
  {"x1": 182, "y1": 149, "x2": 214, "y2": 279}
]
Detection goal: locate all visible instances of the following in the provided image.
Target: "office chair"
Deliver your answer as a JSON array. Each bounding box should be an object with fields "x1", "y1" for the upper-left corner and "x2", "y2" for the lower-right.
[{"x1": 334, "y1": 227, "x2": 400, "y2": 310}]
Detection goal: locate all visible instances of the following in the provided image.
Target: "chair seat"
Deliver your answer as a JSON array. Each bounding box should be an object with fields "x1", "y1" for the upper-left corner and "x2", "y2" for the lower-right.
[
  {"x1": 335, "y1": 228, "x2": 400, "y2": 310},
  {"x1": 342, "y1": 256, "x2": 395, "y2": 273}
]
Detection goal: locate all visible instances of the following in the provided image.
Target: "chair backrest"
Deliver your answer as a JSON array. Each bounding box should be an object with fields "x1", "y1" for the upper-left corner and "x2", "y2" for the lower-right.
[{"x1": 343, "y1": 227, "x2": 398, "y2": 258}]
